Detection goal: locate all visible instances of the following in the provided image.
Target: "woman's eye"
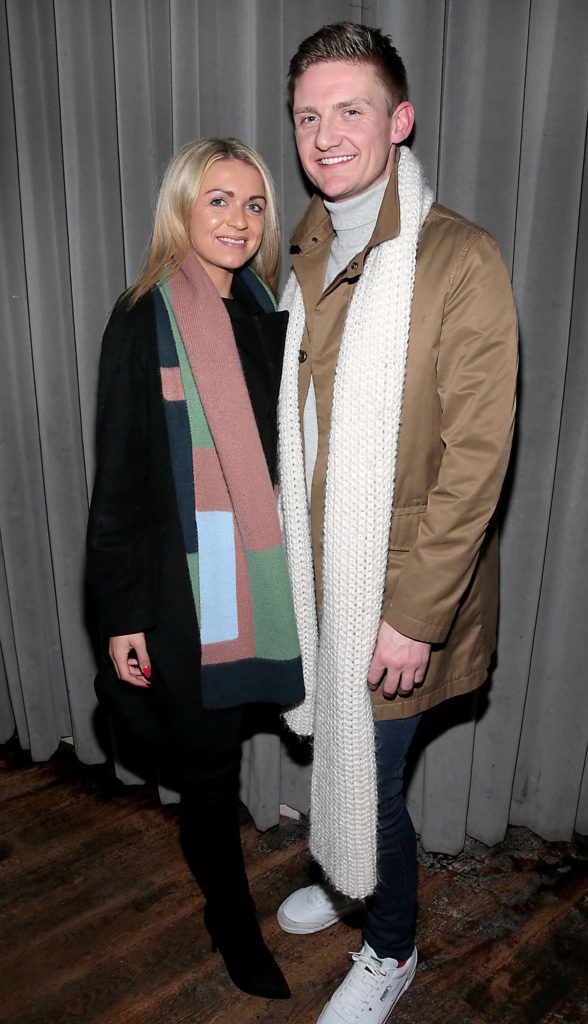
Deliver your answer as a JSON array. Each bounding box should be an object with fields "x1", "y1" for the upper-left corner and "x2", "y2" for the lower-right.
[
  {"x1": 248, "y1": 203, "x2": 264, "y2": 214},
  {"x1": 210, "y1": 197, "x2": 226, "y2": 207}
]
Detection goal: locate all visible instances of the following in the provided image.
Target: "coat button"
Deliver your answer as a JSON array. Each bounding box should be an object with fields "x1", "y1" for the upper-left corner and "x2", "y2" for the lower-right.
[{"x1": 298, "y1": 350, "x2": 308, "y2": 363}]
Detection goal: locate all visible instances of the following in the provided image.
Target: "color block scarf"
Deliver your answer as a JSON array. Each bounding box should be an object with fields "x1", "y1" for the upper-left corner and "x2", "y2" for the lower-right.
[
  {"x1": 154, "y1": 251, "x2": 303, "y2": 710},
  {"x1": 278, "y1": 149, "x2": 433, "y2": 897}
]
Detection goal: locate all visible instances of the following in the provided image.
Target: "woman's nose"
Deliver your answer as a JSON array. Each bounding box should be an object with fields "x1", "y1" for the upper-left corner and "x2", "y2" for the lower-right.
[{"x1": 227, "y1": 205, "x2": 247, "y2": 229}]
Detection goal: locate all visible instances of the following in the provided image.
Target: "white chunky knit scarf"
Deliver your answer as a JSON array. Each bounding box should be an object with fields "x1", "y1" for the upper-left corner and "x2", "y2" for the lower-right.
[{"x1": 278, "y1": 148, "x2": 433, "y2": 898}]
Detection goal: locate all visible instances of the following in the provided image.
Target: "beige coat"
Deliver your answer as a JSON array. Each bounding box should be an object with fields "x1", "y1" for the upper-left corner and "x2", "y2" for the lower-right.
[{"x1": 290, "y1": 163, "x2": 518, "y2": 720}]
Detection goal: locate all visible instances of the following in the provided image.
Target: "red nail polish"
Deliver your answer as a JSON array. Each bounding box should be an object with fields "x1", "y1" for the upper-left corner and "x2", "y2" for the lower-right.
[{"x1": 142, "y1": 665, "x2": 151, "y2": 679}]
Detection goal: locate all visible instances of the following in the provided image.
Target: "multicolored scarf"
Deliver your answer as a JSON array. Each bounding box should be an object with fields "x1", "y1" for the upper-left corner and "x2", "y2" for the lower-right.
[{"x1": 153, "y1": 250, "x2": 303, "y2": 710}]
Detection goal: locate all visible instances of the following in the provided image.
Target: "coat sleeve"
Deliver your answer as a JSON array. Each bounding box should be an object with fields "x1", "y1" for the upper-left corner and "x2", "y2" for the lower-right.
[
  {"x1": 382, "y1": 232, "x2": 518, "y2": 643},
  {"x1": 86, "y1": 296, "x2": 160, "y2": 638}
]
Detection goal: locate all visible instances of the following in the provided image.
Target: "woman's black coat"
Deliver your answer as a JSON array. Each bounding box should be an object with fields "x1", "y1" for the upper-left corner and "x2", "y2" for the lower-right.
[{"x1": 86, "y1": 272, "x2": 288, "y2": 751}]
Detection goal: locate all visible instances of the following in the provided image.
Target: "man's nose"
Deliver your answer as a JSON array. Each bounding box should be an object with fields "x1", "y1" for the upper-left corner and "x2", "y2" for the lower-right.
[{"x1": 314, "y1": 117, "x2": 342, "y2": 151}]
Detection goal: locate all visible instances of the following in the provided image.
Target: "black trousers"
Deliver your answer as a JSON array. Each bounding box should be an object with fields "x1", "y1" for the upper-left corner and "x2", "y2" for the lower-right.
[{"x1": 96, "y1": 661, "x2": 249, "y2": 908}]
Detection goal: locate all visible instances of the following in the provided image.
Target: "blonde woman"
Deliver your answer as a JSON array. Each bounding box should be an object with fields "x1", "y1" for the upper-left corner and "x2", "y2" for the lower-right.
[{"x1": 87, "y1": 138, "x2": 303, "y2": 1000}]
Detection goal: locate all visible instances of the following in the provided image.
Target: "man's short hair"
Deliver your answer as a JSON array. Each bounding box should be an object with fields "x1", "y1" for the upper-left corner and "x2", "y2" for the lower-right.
[{"x1": 288, "y1": 22, "x2": 408, "y2": 111}]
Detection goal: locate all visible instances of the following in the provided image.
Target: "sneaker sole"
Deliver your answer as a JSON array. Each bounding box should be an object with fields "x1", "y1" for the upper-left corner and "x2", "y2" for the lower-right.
[{"x1": 277, "y1": 900, "x2": 363, "y2": 935}]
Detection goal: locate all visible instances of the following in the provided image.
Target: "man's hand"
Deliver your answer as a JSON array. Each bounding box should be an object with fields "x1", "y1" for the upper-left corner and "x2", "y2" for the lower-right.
[
  {"x1": 367, "y1": 620, "x2": 431, "y2": 699},
  {"x1": 109, "y1": 632, "x2": 151, "y2": 687}
]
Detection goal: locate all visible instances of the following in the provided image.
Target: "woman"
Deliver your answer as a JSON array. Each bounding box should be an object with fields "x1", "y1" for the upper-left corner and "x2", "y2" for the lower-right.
[{"x1": 87, "y1": 138, "x2": 303, "y2": 1000}]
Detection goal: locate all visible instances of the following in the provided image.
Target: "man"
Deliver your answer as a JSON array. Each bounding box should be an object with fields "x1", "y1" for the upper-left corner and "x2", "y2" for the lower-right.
[{"x1": 276, "y1": 22, "x2": 518, "y2": 1024}]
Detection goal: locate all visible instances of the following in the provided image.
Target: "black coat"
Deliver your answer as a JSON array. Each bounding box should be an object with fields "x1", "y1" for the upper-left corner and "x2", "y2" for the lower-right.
[{"x1": 86, "y1": 272, "x2": 289, "y2": 749}]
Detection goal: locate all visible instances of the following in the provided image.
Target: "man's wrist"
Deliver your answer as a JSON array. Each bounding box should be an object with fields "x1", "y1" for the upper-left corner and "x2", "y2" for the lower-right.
[{"x1": 382, "y1": 601, "x2": 447, "y2": 644}]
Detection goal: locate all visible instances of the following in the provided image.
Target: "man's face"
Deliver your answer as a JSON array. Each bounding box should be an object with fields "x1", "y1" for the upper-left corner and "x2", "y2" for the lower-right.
[{"x1": 292, "y1": 60, "x2": 412, "y2": 202}]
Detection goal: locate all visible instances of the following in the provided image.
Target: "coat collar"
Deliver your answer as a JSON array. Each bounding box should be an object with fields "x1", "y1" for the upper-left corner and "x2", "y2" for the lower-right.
[{"x1": 290, "y1": 148, "x2": 402, "y2": 269}]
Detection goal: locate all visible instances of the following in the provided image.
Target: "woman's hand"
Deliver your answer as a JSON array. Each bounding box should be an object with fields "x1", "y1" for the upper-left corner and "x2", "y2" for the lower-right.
[{"x1": 109, "y1": 633, "x2": 151, "y2": 687}]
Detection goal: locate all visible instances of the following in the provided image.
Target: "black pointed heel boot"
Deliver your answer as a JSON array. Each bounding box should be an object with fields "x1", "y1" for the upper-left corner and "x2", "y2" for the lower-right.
[
  {"x1": 179, "y1": 749, "x2": 291, "y2": 999},
  {"x1": 203, "y1": 904, "x2": 291, "y2": 999}
]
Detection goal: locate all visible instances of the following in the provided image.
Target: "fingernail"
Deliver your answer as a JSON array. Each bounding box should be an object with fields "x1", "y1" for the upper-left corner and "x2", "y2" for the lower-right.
[{"x1": 142, "y1": 665, "x2": 151, "y2": 679}]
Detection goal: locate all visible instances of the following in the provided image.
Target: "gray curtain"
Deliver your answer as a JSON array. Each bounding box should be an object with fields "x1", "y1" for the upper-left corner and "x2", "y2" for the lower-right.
[{"x1": 1, "y1": 0, "x2": 586, "y2": 848}]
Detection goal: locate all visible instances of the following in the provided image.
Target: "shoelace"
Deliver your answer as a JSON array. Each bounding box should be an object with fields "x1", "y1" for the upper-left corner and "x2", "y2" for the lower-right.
[{"x1": 333, "y1": 951, "x2": 389, "y2": 1019}]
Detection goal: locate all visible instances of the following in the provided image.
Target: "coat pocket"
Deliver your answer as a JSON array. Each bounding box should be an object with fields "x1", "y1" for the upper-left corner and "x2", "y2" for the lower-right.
[{"x1": 388, "y1": 502, "x2": 428, "y2": 552}]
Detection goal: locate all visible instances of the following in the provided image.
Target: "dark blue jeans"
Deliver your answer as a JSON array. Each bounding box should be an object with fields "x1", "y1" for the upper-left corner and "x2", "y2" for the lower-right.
[{"x1": 363, "y1": 714, "x2": 422, "y2": 961}]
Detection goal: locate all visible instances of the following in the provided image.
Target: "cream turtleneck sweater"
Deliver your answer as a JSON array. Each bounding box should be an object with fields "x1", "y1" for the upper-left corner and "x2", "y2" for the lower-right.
[{"x1": 323, "y1": 176, "x2": 389, "y2": 286}]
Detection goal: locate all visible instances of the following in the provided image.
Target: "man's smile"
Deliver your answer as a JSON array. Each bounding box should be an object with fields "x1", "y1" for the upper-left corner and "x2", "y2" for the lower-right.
[{"x1": 317, "y1": 155, "x2": 356, "y2": 165}]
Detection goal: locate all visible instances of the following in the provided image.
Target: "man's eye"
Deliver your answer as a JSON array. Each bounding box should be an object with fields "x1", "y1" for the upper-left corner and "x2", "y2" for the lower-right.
[
  {"x1": 299, "y1": 115, "x2": 317, "y2": 126},
  {"x1": 344, "y1": 108, "x2": 360, "y2": 117}
]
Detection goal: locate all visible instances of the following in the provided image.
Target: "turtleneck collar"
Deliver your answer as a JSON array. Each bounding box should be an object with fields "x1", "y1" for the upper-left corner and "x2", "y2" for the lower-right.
[
  {"x1": 324, "y1": 176, "x2": 390, "y2": 236},
  {"x1": 322, "y1": 177, "x2": 390, "y2": 287}
]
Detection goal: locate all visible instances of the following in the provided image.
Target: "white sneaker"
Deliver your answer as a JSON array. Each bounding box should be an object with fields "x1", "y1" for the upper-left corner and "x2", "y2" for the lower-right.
[
  {"x1": 277, "y1": 883, "x2": 364, "y2": 935},
  {"x1": 316, "y1": 942, "x2": 417, "y2": 1023}
]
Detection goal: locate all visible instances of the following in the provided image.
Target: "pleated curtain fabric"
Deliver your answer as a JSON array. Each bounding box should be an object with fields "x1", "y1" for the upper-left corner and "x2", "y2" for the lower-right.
[{"x1": 0, "y1": 0, "x2": 586, "y2": 847}]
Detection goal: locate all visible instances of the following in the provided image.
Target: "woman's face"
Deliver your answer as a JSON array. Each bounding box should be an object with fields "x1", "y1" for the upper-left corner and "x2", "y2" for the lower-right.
[{"x1": 190, "y1": 158, "x2": 266, "y2": 296}]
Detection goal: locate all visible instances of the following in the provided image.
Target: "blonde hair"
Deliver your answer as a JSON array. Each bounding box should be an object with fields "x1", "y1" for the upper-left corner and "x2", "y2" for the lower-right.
[{"x1": 126, "y1": 138, "x2": 280, "y2": 304}]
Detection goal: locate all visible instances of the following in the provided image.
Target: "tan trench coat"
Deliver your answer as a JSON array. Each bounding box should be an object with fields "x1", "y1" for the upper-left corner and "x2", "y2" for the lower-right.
[{"x1": 290, "y1": 162, "x2": 518, "y2": 720}]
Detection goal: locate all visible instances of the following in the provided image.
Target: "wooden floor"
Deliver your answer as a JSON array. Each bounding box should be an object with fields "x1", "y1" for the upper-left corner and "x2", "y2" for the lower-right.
[{"x1": 1, "y1": 740, "x2": 587, "y2": 1024}]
